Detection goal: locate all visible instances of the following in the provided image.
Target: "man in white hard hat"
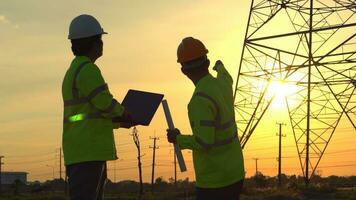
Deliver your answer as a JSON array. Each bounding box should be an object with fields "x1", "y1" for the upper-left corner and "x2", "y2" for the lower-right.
[{"x1": 62, "y1": 14, "x2": 134, "y2": 200}]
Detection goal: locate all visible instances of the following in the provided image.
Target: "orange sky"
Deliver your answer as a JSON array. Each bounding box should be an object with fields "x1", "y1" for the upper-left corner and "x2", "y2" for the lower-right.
[{"x1": 0, "y1": 0, "x2": 355, "y2": 182}]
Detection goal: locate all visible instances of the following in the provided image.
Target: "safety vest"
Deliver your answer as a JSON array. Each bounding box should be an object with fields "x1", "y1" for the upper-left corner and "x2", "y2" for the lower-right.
[
  {"x1": 62, "y1": 56, "x2": 124, "y2": 165},
  {"x1": 176, "y1": 64, "x2": 244, "y2": 188}
]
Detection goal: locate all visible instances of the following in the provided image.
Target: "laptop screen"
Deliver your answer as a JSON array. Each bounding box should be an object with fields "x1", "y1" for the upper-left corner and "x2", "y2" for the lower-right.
[{"x1": 120, "y1": 89, "x2": 164, "y2": 126}]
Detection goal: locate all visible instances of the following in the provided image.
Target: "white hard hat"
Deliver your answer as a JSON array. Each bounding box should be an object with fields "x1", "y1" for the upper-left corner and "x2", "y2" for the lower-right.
[{"x1": 68, "y1": 14, "x2": 107, "y2": 40}]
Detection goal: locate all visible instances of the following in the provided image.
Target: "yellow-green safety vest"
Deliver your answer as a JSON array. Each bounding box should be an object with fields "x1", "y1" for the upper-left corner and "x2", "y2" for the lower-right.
[
  {"x1": 176, "y1": 63, "x2": 245, "y2": 188},
  {"x1": 62, "y1": 56, "x2": 124, "y2": 165}
]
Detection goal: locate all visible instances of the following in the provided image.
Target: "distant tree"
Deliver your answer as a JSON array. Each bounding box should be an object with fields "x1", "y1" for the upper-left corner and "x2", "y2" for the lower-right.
[
  {"x1": 287, "y1": 175, "x2": 298, "y2": 189},
  {"x1": 254, "y1": 172, "x2": 268, "y2": 187},
  {"x1": 155, "y1": 177, "x2": 169, "y2": 191},
  {"x1": 11, "y1": 179, "x2": 23, "y2": 196},
  {"x1": 29, "y1": 182, "x2": 44, "y2": 194},
  {"x1": 155, "y1": 177, "x2": 166, "y2": 185},
  {"x1": 168, "y1": 177, "x2": 175, "y2": 184}
]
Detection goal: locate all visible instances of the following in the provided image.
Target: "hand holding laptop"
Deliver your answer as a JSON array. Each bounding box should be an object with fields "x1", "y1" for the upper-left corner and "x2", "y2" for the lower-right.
[
  {"x1": 112, "y1": 89, "x2": 164, "y2": 128},
  {"x1": 112, "y1": 107, "x2": 139, "y2": 129}
]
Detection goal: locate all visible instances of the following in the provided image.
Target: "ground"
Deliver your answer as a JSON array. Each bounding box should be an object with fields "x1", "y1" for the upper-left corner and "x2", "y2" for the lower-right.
[{"x1": 1, "y1": 187, "x2": 356, "y2": 200}]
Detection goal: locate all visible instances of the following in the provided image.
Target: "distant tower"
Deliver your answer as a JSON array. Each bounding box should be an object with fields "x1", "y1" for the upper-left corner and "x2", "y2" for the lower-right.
[{"x1": 234, "y1": 0, "x2": 356, "y2": 185}]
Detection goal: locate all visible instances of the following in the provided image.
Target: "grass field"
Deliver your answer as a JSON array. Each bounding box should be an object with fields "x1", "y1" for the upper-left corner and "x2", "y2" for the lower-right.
[
  {"x1": 1, "y1": 187, "x2": 356, "y2": 200},
  {"x1": 2, "y1": 175, "x2": 356, "y2": 199}
]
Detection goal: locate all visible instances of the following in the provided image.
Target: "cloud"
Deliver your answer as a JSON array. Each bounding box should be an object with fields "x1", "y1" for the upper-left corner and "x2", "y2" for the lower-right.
[
  {"x1": 0, "y1": 14, "x2": 20, "y2": 28},
  {"x1": 0, "y1": 15, "x2": 10, "y2": 24}
]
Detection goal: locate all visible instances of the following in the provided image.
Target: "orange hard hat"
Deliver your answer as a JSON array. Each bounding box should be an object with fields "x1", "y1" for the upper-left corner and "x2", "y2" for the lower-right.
[{"x1": 177, "y1": 37, "x2": 209, "y2": 63}]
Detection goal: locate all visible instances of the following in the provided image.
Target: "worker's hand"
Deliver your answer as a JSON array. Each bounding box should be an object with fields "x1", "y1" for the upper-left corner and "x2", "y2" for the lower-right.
[
  {"x1": 166, "y1": 128, "x2": 181, "y2": 144},
  {"x1": 120, "y1": 108, "x2": 137, "y2": 129},
  {"x1": 120, "y1": 122, "x2": 135, "y2": 129},
  {"x1": 121, "y1": 107, "x2": 133, "y2": 122},
  {"x1": 213, "y1": 60, "x2": 223, "y2": 71},
  {"x1": 112, "y1": 107, "x2": 137, "y2": 129}
]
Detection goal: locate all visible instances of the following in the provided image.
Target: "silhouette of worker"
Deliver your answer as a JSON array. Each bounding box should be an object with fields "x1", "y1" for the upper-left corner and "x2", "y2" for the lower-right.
[
  {"x1": 62, "y1": 14, "x2": 134, "y2": 200},
  {"x1": 167, "y1": 37, "x2": 245, "y2": 200}
]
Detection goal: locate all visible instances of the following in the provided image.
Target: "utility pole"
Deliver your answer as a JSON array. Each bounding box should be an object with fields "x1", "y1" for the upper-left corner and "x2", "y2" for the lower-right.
[
  {"x1": 132, "y1": 127, "x2": 144, "y2": 196},
  {"x1": 276, "y1": 122, "x2": 286, "y2": 187},
  {"x1": 113, "y1": 134, "x2": 119, "y2": 183},
  {"x1": 253, "y1": 158, "x2": 259, "y2": 176},
  {"x1": 150, "y1": 135, "x2": 159, "y2": 192},
  {"x1": 0, "y1": 156, "x2": 4, "y2": 195},
  {"x1": 59, "y1": 147, "x2": 62, "y2": 180},
  {"x1": 114, "y1": 160, "x2": 116, "y2": 183},
  {"x1": 46, "y1": 165, "x2": 55, "y2": 180},
  {"x1": 174, "y1": 150, "x2": 177, "y2": 186},
  {"x1": 169, "y1": 148, "x2": 177, "y2": 187},
  {"x1": 65, "y1": 168, "x2": 68, "y2": 196}
]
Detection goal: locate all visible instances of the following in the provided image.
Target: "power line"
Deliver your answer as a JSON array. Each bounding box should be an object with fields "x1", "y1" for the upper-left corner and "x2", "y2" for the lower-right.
[
  {"x1": 107, "y1": 165, "x2": 151, "y2": 171},
  {"x1": 6, "y1": 157, "x2": 56, "y2": 165},
  {"x1": 318, "y1": 163, "x2": 356, "y2": 169},
  {"x1": 324, "y1": 148, "x2": 356, "y2": 155},
  {"x1": 5, "y1": 151, "x2": 55, "y2": 158},
  {"x1": 29, "y1": 171, "x2": 54, "y2": 177},
  {"x1": 5, "y1": 145, "x2": 356, "y2": 183},
  {"x1": 117, "y1": 138, "x2": 151, "y2": 146},
  {"x1": 245, "y1": 145, "x2": 295, "y2": 152}
]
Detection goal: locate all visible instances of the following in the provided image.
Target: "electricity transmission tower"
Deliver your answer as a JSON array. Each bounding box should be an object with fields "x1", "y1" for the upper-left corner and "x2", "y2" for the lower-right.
[{"x1": 234, "y1": 0, "x2": 356, "y2": 185}]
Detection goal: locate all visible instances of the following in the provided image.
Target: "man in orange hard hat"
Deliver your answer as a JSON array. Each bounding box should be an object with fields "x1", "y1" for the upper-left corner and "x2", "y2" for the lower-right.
[{"x1": 167, "y1": 37, "x2": 245, "y2": 200}]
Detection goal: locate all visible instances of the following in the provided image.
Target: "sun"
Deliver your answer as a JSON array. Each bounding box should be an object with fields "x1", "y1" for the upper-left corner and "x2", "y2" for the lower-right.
[
  {"x1": 265, "y1": 79, "x2": 299, "y2": 109},
  {"x1": 268, "y1": 80, "x2": 290, "y2": 97}
]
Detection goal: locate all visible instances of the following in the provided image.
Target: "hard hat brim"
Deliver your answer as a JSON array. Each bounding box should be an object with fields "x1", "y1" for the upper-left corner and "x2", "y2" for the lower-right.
[
  {"x1": 68, "y1": 31, "x2": 108, "y2": 40},
  {"x1": 181, "y1": 57, "x2": 208, "y2": 70}
]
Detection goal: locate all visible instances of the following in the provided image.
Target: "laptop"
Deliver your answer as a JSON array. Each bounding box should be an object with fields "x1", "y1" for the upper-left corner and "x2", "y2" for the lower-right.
[{"x1": 113, "y1": 89, "x2": 164, "y2": 126}]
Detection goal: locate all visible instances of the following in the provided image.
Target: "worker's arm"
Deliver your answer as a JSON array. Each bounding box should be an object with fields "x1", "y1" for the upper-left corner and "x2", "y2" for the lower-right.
[
  {"x1": 176, "y1": 96, "x2": 217, "y2": 151},
  {"x1": 213, "y1": 60, "x2": 233, "y2": 86},
  {"x1": 77, "y1": 63, "x2": 125, "y2": 118}
]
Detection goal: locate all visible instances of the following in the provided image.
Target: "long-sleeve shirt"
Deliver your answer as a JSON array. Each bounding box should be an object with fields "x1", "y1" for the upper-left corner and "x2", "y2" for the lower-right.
[
  {"x1": 62, "y1": 56, "x2": 124, "y2": 165},
  {"x1": 176, "y1": 63, "x2": 245, "y2": 188}
]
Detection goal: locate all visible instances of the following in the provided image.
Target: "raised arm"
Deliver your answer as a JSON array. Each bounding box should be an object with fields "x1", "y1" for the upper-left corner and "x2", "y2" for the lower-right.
[{"x1": 213, "y1": 60, "x2": 233, "y2": 85}]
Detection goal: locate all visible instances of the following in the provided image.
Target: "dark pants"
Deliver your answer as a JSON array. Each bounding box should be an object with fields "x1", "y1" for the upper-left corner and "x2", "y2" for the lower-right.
[
  {"x1": 66, "y1": 161, "x2": 107, "y2": 200},
  {"x1": 196, "y1": 179, "x2": 244, "y2": 200}
]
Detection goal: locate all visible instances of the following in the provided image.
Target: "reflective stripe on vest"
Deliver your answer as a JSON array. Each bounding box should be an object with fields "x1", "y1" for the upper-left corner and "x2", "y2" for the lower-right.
[
  {"x1": 200, "y1": 118, "x2": 235, "y2": 130},
  {"x1": 63, "y1": 61, "x2": 110, "y2": 107},
  {"x1": 195, "y1": 92, "x2": 221, "y2": 122},
  {"x1": 63, "y1": 61, "x2": 117, "y2": 123},
  {"x1": 195, "y1": 133, "x2": 238, "y2": 149},
  {"x1": 101, "y1": 99, "x2": 117, "y2": 113},
  {"x1": 64, "y1": 84, "x2": 108, "y2": 106},
  {"x1": 63, "y1": 112, "x2": 106, "y2": 123},
  {"x1": 194, "y1": 92, "x2": 235, "y2": 130},
  {"x1": 63, "y1": 99, "x2": 118, "y2": 123},
  {"x1": 72, "y1": 61, "x2": 91, "y2": 99},
  {"x1": 193, "y1": 92, "x2": 237, "y2": 149}
]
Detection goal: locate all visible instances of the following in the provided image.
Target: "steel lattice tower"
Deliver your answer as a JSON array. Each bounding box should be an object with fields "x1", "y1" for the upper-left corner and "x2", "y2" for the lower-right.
[{"x1": 234, "y1": 0, "x2": 356, "y2": 184}]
